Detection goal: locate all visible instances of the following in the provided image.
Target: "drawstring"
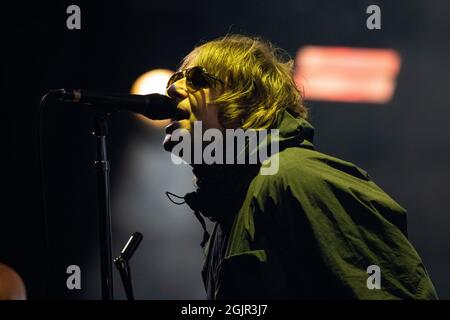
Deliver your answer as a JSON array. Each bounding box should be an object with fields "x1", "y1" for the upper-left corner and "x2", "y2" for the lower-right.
[
  {"x1": 166, "y1": 191, "x2": 210, "y2": 248},
  {"x1": 165, "y1": 192, "x2": 186, "y2": 205}
]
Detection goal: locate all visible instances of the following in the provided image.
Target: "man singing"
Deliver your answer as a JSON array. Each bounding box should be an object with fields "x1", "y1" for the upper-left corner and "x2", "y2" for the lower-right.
[{"x1": 163, "y1": 34, "x2": 438, "y2": 299}]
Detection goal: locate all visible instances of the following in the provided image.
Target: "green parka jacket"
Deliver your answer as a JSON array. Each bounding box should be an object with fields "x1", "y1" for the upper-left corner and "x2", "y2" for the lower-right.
[{"x1": 182, "y1": 110, "x2": 438, "y2": 300}]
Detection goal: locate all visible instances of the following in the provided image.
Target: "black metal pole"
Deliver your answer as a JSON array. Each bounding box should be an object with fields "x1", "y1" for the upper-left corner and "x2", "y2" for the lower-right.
[
  {"x1": 115, "y1": 259, "x2": 134, "y2": 300},
  {"x1": 93, "y1": 115, "x2": 114, "y2": 300}
]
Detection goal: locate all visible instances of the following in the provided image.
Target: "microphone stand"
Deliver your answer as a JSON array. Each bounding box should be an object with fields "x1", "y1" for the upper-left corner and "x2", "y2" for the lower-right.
[
  {"x1": 42, "y1": 90, "x2": 168, "y2": 300},
  {"x1": 93, "y1": 114, "x2": 114, "y2": 300}
]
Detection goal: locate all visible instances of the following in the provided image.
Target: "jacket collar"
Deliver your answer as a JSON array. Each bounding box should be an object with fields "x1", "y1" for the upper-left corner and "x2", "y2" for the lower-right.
[{"x1": 187, "y1": 109, "x2": 316, "y2": 220}]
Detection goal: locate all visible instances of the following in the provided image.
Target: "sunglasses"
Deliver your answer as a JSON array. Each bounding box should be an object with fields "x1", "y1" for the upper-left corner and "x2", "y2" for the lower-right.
[{"x1": 166, "y1": 66, "x2": 223, "y2": 92}]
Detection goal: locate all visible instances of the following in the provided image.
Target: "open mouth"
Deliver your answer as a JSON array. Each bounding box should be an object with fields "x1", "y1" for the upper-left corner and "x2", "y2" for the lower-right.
[
  {"x1": 165, "y1": 121, "x2": 181, "y2": 135},
  {"x1": 163, "y1": 120, "x2": 184, "y2": 152}
]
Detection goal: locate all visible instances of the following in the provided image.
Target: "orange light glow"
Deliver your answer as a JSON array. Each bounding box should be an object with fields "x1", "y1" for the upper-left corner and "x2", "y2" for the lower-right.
[{"x1": 294, "y1": 46, "x2": 402, "y2": 103}]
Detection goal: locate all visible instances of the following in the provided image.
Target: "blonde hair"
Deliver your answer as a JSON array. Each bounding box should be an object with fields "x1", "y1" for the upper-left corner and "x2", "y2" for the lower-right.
[{"x1": 179, "y1": 34, "x2": 308, "y2": 130}]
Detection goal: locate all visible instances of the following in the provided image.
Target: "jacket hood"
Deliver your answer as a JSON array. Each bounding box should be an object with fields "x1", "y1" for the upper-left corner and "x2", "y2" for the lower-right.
[
  {"x1": 167, "y1": 109, "x2": 316, "y2": 245},
  {"x1": 192, "y1": 109, "x2": 316, "y2": 186},
  {"x1": 277, "y1": 109, "x2": 315, "y2": 149},
  {"x1": 252, "y1": 108, "x2": 316, "y2": 155},
  {"x1": 193, "y1": 110, "x2": 314, "y2": 206}
]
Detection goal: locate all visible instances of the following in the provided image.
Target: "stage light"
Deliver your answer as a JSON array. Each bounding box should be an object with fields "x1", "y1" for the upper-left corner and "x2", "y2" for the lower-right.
[
  {"x1": 131, "y1": 69, "x2": 174, "y2": 128},
  {"x1": 294, "y1": 46, "x2": 402, "y2": 103}
]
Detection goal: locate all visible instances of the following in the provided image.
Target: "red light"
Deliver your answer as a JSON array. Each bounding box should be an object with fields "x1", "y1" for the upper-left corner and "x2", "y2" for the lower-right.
[{"x1": 294, "y1": 46, "x2": 402, "y2": 103}]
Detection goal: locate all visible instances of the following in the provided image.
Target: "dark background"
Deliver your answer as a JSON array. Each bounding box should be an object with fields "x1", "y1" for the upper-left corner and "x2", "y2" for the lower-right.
[{"x1": 1, "y1": 0, "x2": 449, "y2": 299}]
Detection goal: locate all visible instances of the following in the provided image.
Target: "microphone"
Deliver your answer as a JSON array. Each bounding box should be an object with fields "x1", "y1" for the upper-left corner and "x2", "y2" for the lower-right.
[
  {"x1": 47, "y1": 88, "x2": 188, "y2": 120},
  {"x1": 119, "y1": 232, "x2": 143, "y2": 261}
]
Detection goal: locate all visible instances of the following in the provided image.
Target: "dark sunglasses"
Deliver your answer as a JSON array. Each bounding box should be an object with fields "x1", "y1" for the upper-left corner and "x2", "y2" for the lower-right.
[{"x1": 166, "y1": 66, "x2": 223, "y2": 92}]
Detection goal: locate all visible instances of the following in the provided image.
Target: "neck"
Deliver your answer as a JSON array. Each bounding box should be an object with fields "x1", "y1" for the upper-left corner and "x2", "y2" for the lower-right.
[{"x1": 189, "y1": 162, "x2": 260, "y2": 223}]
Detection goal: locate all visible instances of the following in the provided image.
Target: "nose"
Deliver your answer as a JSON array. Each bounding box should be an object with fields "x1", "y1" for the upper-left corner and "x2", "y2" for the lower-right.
[{"x1": 166, "y1": 77, "x2": 188, "y2": 100}]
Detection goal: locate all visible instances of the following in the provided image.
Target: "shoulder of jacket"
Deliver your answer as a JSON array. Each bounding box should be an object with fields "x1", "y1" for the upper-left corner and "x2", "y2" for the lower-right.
[{"x1": 254, "y1": 147, "x2": 324, "y2": 184}]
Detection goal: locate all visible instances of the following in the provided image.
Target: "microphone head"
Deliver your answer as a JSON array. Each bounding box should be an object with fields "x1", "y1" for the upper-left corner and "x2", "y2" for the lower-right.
[
  {"x1": 143, "y1": 94, "x2": 189, "y2": 120},
  {"x1": 45, "y1": 89, "x2": 190, "y2": 121}
]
